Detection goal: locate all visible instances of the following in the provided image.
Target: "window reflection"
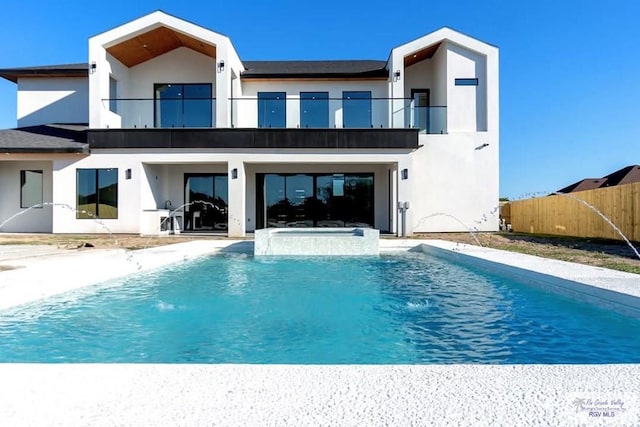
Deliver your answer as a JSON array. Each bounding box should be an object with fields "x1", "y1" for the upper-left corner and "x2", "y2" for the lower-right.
[
  {"x1": 76, "y1": 168, "x2": 118, "y2": 219},
  {"x1": 154, "y1": 83, "x2": 212, "y2": 128},
  {"x1": 300, "y1": 92, "x2": 328, "y2": 128},
  {"x1": 261, "y1": 173, "x2": 374, "y2": 228},
  {"x1": 258, "y1": 92, "x2": 286, "y2": 128},
  {"x1": 184, "y1": 174, "x2": 228, "y2": 231},
  {"x1": 343, "y1": 91, "x2": 372, "y2": 128}
]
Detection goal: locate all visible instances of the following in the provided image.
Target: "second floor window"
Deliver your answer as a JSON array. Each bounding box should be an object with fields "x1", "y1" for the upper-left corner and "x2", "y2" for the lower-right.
[
  {"x1": 343, "y1": 91, "x2": 371, "y2": 128},
  {"x1": 258, "y1": 92, "x2": 286, "y2": 128},
  {"x1": 300, "y1": 92, "x2": 328, "y2": 128},
  {"x1": 154, "y1": 83, "x2": 212, "y2": 128}
]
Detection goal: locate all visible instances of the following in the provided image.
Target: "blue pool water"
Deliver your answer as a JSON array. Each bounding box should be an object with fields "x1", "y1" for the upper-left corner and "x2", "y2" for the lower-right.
[{"x1": 1, "y1": 251, "x2": 639, "y2": 364}]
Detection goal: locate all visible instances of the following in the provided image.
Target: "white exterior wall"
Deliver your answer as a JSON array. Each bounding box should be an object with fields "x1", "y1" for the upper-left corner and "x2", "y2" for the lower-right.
[
  {"x1": 52, "y1": 154, "x2": 142, "y2": 233},
  {"x1": 0, "y1": 161, "x2": 53, "y2": 232},
  {"x1": 237, "y1": 81, "x2": 389, "y2": 128},
  {"x1": 47, "y1": 149, "x2": 405, "y2": 235},
  {"x1": 17, "y1": 78, "x2": 88, "y2": 127},
  {"x1": 408, "y1": 36, "x2": 499, "y2": 233},
  {"x1": 115, "y1": 48, "x2": 217, "y2": 128},
  {"x1": 446, "y1": 43, "x2": 488, "y2": 132},
  {"x1": 404, "y1": 60, "x2": 434, "y2": 98},
  {"x1": 410, "y1": 132, "x2": 498, "y2": 233},
  {"x1": 431, "y1": 46, "x2": 447, "y2": 106}
]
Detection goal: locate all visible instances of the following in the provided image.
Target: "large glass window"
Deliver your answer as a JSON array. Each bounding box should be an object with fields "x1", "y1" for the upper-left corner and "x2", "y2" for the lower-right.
[
  {"x1": 258, "y1": 173, "x2": 374, "y2": 228},
  {"x1": 154, "y1": 83, "x2": 212, "y2": 128},
  {"x1": 300, "y1": 92, "x2": 328, "y2": 128},
  {"x1": 20, "y1": 170, "x2": 43, "y2": 208},
  {"x1": 76, "y1": 169, "x2": 118, "y2": 219},
  {"x1": 258, "y1": 92, "x2": 286, "y2": 128},
  {"x1": 343, "y1": 91, "x2": 371, "y2": 128}
]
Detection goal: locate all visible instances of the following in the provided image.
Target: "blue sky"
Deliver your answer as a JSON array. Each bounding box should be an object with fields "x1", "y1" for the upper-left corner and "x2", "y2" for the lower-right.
[{"x1": 1, "y1": 0, "x2": 639, "y2": 199}]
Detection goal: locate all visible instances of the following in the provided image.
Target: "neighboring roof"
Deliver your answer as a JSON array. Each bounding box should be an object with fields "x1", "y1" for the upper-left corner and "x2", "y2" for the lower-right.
[
  {"x1": 557, "y1": 165, "x2": 640, "y2": 193},
  {"x1": 0, "y1": 124, "x2": 89, "y2": 153},
  {"x1": 557, "y1": 178, "x2": 607, "y2": 194},
  {"x1": 0, "y1": 63, "x2": 88, "y2": 83},
  {"x1": 601, "y1": 165, "x2": 640, "y2": 187},
  {"x1": 241, "y1": 60, "x2": 388, "y2": 79}
]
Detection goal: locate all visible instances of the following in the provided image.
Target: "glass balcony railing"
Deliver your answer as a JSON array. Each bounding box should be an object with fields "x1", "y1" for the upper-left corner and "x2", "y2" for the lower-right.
[
  {"x1": 101, "y1": 98, "x2": 216, "y2": 129},
  {"x1": 230, "y1": 97, "x2": 446, "y2": 133},
  {"x1": 100, "y1": 97, "x2": 446, "y2": 133}
]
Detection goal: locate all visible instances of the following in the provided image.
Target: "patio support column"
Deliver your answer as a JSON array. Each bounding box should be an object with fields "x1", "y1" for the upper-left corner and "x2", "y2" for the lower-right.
[
  {"x1": 227, "y1": 160, "x2": 246, "y2": 237},
  {"x1": 390, "y1": 163, "x2": 398, "y2": 235},
  {"x1": 397, "y1": 157, "x2": 413, "y2": 237}
]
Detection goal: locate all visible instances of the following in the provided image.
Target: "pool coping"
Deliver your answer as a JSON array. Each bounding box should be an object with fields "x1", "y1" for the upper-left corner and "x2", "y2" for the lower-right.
[{"x1": 1, "y1": 239, "x2": 639, "y2": 425}]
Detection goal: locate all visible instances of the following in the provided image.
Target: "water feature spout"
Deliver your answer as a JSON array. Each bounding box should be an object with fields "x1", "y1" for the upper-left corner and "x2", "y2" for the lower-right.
[
  {"x1": 413, "y1": 213, "x2": 483, "y2": 246},
  {"x1": 551, "y1": 192, "x2": 640, "y2": 261},
  {"x1": 0, "y1": 202, "x2": 114, "y2": 236}
]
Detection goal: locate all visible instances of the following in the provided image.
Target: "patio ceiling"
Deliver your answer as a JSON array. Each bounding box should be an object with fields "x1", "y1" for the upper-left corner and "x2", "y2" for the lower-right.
[{"x1": 106, "y1": 26, "x2": 216, "y2": 67}]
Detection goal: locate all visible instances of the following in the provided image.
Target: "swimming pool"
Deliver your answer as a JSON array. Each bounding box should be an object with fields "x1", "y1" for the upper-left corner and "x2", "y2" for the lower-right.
[{"x1": 1, "y1": 251, "x2": 639, "y2": 363}]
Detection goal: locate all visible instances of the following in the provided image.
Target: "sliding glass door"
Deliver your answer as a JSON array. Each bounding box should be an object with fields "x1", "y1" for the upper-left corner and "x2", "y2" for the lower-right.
[
  {"x1": 184, "y1": 174, "x2": 228, "y2": 231},
  {"x1": 257, "y1": 173, "x2": 374, "y2": 228}
]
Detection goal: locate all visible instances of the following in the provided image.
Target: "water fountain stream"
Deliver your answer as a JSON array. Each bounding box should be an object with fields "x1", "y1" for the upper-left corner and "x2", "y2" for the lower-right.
[{"x1": 0, "y1": 202, "x2": 113, "y2": 237}]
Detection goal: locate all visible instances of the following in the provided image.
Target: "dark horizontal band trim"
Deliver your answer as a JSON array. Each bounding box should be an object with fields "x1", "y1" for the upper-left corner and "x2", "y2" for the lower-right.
[
  {"x1": 1, "y1": 146, "x2": 89, "y2": 154},
  {"x1": 241, "y1": 71, "x2": 389, "y2": 79},
  {"x1": 87, "y1": 128, "x2": 419, "y2": 150}
]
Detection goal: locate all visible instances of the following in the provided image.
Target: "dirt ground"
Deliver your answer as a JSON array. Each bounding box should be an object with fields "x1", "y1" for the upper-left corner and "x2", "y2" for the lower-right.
[{"x1": 0, "y1": 232, "x2": 638, "y2": 274}]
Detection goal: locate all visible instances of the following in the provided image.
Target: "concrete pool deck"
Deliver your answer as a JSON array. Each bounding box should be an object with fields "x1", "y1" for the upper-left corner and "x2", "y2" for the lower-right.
[{"x1": 0, "y1": 239, "x2": 639, "y2": 426}]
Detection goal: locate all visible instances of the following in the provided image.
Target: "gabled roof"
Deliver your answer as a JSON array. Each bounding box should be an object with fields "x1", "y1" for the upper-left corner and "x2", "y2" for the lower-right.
[
  {"x1": 0, "y1": 124, "x2": 88, "y2": 153},
  {"x1": 241, "y1": 60, "x2": 388, "y2": 79},
  {"x1": 601, "y1": 165, "x2": 640, "y2": 187},
  {"x1": 0, "y1": 64, "x2": 88, "y2": 83},
  {"x1": 557, "y1": 178, "x2": 607, "y2": 194},
  {"x1": 91, "y1": 10, "x2": 228, "y2": 68},
  {"x1": 557, "y1": 165, "x2": 640, "y2": 193}
]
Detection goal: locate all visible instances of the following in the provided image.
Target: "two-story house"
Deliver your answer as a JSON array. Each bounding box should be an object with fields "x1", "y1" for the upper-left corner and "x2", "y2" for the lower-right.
[{"x1": 0, "y1": 11, "x2": 499, "y2": 237}]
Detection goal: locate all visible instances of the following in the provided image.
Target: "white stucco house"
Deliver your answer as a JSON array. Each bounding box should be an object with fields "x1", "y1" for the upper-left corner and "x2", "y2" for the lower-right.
[{"x1": 0, "y1": 11, "x2": 499, "y2": 237}]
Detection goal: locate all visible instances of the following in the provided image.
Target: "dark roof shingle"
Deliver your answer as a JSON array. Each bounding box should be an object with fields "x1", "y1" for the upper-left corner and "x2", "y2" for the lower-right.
[
  {"x1": 0, "y1": 124, "x2": 88, "y2": 153},
  {"x1": 557, "y1": 165, "x2": 640, "y2": 193},
  {"x1": 0, "y1": 63, "x2": 88, "y2": 83},
  {"x1": 241, "y1": 60, "x2": 388, "y2": 79}
]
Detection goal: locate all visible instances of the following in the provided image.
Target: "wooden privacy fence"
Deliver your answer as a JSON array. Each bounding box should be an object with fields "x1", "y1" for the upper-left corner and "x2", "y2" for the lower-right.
[{"x1": 505, "y1": 182, "x2": 640, "y2": 242}]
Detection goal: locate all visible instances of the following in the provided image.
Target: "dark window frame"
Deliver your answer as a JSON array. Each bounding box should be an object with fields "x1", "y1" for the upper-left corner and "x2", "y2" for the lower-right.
[
  {"x1": 76, "y1": 168, "x2": 118, "y2": 219},
  {"x1": 20, "y1": 169, "x2": 43, "y2": 208}
]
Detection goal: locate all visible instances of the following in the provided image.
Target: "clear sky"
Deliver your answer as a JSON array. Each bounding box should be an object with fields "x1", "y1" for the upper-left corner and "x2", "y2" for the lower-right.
[{"x1": 1, "y1": 0, "x2": 639, "y2": 199}]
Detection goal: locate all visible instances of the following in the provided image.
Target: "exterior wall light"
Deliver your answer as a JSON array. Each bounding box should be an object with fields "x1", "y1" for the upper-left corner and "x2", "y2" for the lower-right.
[
  {"x1": 231, "y1": 168, "x2": 238, "y2": 179},
  {"x1": 90, "y1": 62, "x2": 97, "y2": 74},
  {"x1": 125, "y1": 168, "x2": 132, "y2": 180},
  {"x1": 401, "y1": 168, "x2": 408, "y2": 180},
  {"x1": 217, "y1": 60, "x2": 225, "y2": 73},
  {"x1": 393, "y1": 70, "x2": 401, "y2": 81}
]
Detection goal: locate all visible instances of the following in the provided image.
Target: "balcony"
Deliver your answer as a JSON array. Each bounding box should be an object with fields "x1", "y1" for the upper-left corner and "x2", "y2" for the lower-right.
[
  {"x1": 101, "y1": 98, "x2": 216, "y2": 129},
  {"x1": 231, "y1": 97, "x2": 446, "y2": 134},
  {"x1": 98, "y1": 97, "x2": 446, "y2": 134}
]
